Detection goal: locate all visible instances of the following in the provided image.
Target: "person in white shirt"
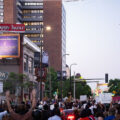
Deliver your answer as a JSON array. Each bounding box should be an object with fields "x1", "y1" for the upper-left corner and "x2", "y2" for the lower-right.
[{"x1": 0, "y1": 110, "x2": 8, "y2": 120}]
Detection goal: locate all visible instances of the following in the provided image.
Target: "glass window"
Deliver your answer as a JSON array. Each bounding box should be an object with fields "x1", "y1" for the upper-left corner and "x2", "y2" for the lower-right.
[
  {"x1": 0, "y1": 6, "x2": 3, "y2": 9},
  {"x1": 24, "y1": 55, "x2": 28, "y2": 72},
  {"x1": 40, "y1": 10, "x2": 43, "y2": 13},
  {"x1": 0, "y1": 12, "x2": 3, "y2": 15},
  {"x1": 28, "y1": 58, "x2": 33, "y2": 74},
  {"x1": 0, "y1": 19, "x2": 3, "y2": 22},
  {"x1": 24, "y1": 22, "x2": 28, "y2": 26}
]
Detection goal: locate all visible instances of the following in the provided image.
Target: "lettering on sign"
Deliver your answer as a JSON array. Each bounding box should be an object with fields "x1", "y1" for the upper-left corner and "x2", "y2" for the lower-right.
[
  {"x1": 0, "y1": 24, "x2": 25, "y2": 32},
  {"x1": 0, "y1": 71, "x2": 8, "y2": 80}
]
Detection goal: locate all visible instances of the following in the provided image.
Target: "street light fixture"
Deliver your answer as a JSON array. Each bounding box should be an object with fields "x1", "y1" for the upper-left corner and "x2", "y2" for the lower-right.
[
  {"x1": 70, "y1": 63, "x2": 77, "y2": 96},
  {"x1": 46, "y1": 25, "x2": 52, "y2": 31}
]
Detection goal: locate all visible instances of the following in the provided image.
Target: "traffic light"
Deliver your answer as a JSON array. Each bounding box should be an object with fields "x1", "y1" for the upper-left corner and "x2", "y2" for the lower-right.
[
  {"x1": 62, "y1": 71, "x2": 66, "y2": 80},
  {"x1": 57, "y1": 71, "x2": 61, "y2": 80},
  {"x1": 105, "y1": 73, "x2": 108, "y2": 83}
]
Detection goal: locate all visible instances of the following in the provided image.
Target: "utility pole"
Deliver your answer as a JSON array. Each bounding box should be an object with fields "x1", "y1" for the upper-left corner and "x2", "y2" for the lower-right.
[
  {"x1": 40, "y1": 41, "x2": 43, "y2": 101},
  {"x1": 73, "y1": 71, "x2": 76, "y2": 100}
]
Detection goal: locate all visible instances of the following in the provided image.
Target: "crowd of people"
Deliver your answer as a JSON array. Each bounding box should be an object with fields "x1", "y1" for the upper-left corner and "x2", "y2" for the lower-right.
[{"x1": 0, "y1": 89, "x2": 120, "y2": 120}]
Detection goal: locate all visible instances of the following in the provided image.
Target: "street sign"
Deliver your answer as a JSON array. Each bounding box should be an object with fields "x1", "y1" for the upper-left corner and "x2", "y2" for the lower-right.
[{"x1": 0, "y1": 71, "x2": 8, "y2": 80}]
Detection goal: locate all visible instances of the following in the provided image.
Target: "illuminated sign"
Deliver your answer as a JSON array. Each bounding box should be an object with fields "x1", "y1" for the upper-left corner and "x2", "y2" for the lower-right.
[
  {"x1": 0, "y1": 34, "x2": 20, "y2": 58},
  {"x1": 0, "y1": 24, "x2": 25, "y2": 32}
]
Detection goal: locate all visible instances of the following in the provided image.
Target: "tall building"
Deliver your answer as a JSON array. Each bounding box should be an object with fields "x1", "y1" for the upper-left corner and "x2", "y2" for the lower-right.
[
  {"x1": 0, "y1": 0, "x2": 4, "y2": 23},
  {"x1": 43, "y1": 0, "x2": 66, "y2": 71},
  {"x1": 2, "y1": 0, "x2": 66, "y2": 72}
]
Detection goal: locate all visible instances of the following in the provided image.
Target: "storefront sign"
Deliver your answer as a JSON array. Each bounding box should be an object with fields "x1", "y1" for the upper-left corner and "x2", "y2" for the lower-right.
[
  {"x1": 0, "y1": 34, "x2": 20, "y2": 58},
  {"x1": 0, "y1": 24, "x2": 25, "y2": 32},
  {"x1": 0, "y1": 71, "x2": 8, "y2": 80}
]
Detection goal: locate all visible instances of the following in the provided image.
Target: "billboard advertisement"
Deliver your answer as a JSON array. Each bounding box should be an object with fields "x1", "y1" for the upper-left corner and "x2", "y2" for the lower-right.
[{"x1": 0, "y1": 34, "x2": 20, "y2": 58}]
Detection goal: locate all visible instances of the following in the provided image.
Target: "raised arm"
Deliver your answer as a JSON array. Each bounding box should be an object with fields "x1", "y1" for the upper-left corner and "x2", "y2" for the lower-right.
[{"x1": 5, "y1": 91, "x2": 13, "y2": 113}]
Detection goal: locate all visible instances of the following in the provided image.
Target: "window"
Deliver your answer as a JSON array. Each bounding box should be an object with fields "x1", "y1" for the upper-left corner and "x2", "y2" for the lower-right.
[
  {"x1": 28, "y1": 58, "x2": 33, "y2": 74},
  {"x1": 24, "y1": 22, "x2": 28, "y2": 26},
  {"x1": 31, "y1": 34, "x2": 40, "y2": 37},
  {"x1": 40, "y1": 10, "x2": 43, "y2": 13},
  {"x1": 24, "y1": 2, "x2": 43, "y2": 6},
  {"x1": 40, "y1": 34, "x2": 44, "y2": 38},
  {"x1": 24, "y1": 55, "x2": 28, "y2": 72},
  {"x1": 0, "y1": 19, "x2": 3, "y2": 22},
  {"x1": 0, "y1": 12, "x2": 3, "y2": 15},
  {"x1": 0, "y1": 6, "x2": 3, "y2": 9}
]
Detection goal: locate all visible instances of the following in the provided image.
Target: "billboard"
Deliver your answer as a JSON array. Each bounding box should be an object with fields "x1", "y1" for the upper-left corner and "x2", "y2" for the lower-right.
[{"x1": 0, "y1": 34, "x2": 20, "y2": 58}]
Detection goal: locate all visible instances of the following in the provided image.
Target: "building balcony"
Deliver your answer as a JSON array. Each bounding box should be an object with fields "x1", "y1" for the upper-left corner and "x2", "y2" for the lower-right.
[
  {"x1": 26, "y1": 37, "x2": 42, "y2": 41},
  {"x1": 25, "y1": 25, "x2": 43, "y2": 29},
  {"x1": 17, "y1": 15, "x2": 22, "y2": 22},
  {"x1": 17, "y1": 5, "x2": 22, "y2": 10},
  {"x1": 21, "y1": 5, "x2": 43, "y2": 10},
  {"x1": 23, "y1": 13, "x2": 43, "y2": 16},
  {"x1": 22, "y1": 17, "x2": 43, "y2": 22},
  {"x1": 24, "y1": 30, "x2": 41, "y2": 34}
]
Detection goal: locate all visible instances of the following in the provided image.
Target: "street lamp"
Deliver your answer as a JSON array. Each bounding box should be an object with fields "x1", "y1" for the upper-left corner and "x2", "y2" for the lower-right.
[
  {"x1": 39, "y1": 25, "x2": 52, "y2": 101},
  {"x1": 61, "y1": 53, "x2": 69, "y2": 100},
  {"x1": 70, "y1": 63, "x2": 77, "y2": 96}
]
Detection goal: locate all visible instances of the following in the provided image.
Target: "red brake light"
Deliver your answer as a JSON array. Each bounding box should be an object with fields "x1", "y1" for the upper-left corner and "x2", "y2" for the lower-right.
[
  {"x1": 67, "y1": 115, "x2": 75, "y2": 120},
  {"x1": 60, "y1": 108, "x2": 63, "y2": 113}
]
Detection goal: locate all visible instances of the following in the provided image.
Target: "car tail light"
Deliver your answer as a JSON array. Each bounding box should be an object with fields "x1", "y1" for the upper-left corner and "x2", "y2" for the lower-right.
[
  {"x1": 67, "y1": 115, "x2": 75, "y2": 120},
  {"x1": 60, "y1": 108, "x2": 63, "y2": 113}
]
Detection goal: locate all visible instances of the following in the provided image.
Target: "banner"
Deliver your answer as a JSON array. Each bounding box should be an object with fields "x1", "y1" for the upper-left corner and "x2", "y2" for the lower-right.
[
  {"x1": 0, "y1": 24, "x2": 25, "y2": 32},
  {"x1": 99, "y1": 93, "x2": 112, "y2": 103},
  {"x1": 80, "y1": 95, "x2": 87, "y2": 101},
  {"x1": 0, "y1": 34, "x2": 20, "y2": 58},
  {"x1": 42, "y1": 52, "x2": 49, "y2": 65}
]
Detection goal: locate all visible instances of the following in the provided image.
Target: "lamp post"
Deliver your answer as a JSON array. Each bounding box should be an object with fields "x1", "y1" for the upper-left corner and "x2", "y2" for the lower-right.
[
  {"x1": 39, "y1": 25, "x2": 52, "y2": 101},
  {"x1": 61, "y1": 53, "x2": 69, "y2": 100},
  {"x1": 70, "y1": 63, "x2": 77, "y2": 96}
]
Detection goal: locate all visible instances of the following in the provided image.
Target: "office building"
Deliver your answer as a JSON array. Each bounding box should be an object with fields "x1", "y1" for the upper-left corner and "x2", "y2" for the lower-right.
[{"x1": 2, "y1": 0, "x2": 66, "y2": 72}]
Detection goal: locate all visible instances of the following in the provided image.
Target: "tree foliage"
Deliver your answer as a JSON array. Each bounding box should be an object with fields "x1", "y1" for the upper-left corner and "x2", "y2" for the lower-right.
[
  {"x1": 3, "y1": 72, "x2": 33, "y2": 94},
  {"x1": 45, "y1": 68, "x2": 58, "y2": 97},
  {"x1": 45, "y1": 69, "x2": 92, "y2": 99},
  {"x1": 64, "y1": 79, "x2": 92, "y2": 98},
  {"x1": 108, "y1": 79, "x2": 120, "y2": 95}
]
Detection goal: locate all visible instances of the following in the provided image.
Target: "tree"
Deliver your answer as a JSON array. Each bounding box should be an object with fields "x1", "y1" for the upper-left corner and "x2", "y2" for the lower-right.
[
  {"x1": 75, "y1": 81, "x2": 91, "y2": 98},
  {"x1": 62, "y1": 77, "x2": 92, "y2": 98},
  {"x1": 3, "y1": 72, "x2": 34, "y2": 96},
  {"x1": 45, "y1": 70, "x2": 92, "y2": 99},
  {"x1": 108, "y1": 79, "x2": 120, "y2": 95},
  {"x1": 45, "y1": 68, "x2": 58, "y2": 98}
]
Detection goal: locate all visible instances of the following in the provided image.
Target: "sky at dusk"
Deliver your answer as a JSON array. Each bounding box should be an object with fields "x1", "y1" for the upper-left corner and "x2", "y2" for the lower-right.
[{"x1": 63, "y1": 0, "x2": 120, "y2": 82}]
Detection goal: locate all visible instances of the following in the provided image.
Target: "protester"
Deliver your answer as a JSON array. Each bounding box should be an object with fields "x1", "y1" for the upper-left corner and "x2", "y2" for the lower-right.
[
  {"x1": 48, "y1": 108, "x2": 61, "y2": 120},
  {"x1": 104, "y1": 108, "x2": 116, "y2": 120},
  {"x1": 5, "y1": 89, "x2": 36, "y2": 120}
]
